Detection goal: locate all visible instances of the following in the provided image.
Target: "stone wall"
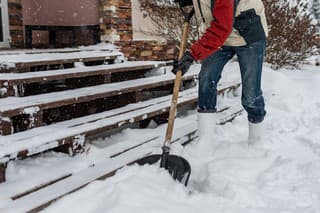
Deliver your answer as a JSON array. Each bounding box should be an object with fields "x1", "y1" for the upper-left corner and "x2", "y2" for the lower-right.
[
  {"x1": 8, "y1": 0, "x2": 24, "y2": 48},
  {"x1": 99, "y1": 0, "x2": 177, "y2": 61}
]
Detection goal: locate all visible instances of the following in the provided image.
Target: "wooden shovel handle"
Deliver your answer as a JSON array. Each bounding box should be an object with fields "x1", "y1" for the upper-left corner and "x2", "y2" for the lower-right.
[{"x1": 164, "y1": 21, "x2": 190, "y2": 146}]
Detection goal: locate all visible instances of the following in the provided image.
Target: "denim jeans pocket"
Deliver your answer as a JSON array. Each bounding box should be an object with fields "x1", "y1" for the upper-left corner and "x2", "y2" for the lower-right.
[{"x1": 234, "y1": 9, "x2": 266, "y2": 45}]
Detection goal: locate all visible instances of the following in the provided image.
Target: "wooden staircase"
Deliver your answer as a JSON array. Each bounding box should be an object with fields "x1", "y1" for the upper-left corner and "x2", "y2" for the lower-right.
[
  {"x1": 0, "y1": 48, "x2": 243, "y2": 212},
  {"x1": 0, "y1": 49, "x2": 208, "y2": 183}
]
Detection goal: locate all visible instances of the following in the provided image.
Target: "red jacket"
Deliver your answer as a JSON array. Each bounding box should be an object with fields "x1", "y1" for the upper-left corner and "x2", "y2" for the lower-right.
[{"x1": 190, "y1": 0, "x2": 234, "y2": 60}]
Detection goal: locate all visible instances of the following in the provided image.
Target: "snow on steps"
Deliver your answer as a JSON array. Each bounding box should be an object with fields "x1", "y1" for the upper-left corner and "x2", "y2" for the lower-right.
[
  {"x1": 0, "y1": 123, "x2": 199, "y2": 213},
  {"x1": 0, "y1": 69, "x2": 199, "y2": 115},
  {"x1": 0, "y1": 82, "x2": 241, "y2": 163},
  {"x1": 0, "y1": 91, "x2": 243, "y2": 204},
  {"x1": 0, "y1": 61, "x2": 167, "y2": 83},
  {"x1": 0, "y1": 43, "x2": 118, "y2": 56},
  {"x1": 0, "y1": 119, "x2": 198, "y2": 202},
  {"x1": 0, "y1": 88, "x2": 197, "y2": 162},
  {"x1": 0, "y1": 50, "x2": 123, "y2": 71},
  {"x1": 0, "y1": 103, "x2": 244, "y2": 213},
  {"x1": 0, "y1": 61, "x2": 169, "y2": 98}
]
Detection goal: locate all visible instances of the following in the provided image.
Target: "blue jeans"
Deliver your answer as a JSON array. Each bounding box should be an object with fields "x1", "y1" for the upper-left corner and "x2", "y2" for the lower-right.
[{"x1": 198, "y1": 40, "x2": 266, "y2": 123}]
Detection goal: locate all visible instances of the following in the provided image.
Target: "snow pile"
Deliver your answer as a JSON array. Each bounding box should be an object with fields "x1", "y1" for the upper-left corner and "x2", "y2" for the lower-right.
[
  {"x1": 78, "y1": 43, "x2": 118, "y2": 51},
  {"x1": 41, "y1": 64, "x2": 320, "y2": 213}
]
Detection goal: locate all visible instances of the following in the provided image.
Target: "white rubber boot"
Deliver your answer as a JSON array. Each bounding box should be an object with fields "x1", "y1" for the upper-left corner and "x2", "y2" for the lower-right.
[
  {"x1": 194, "y1": 112, "x2": 218, "y2": 155},
  {"x1": 248, "y1": 121, "x2": 263, "y2": 145}
]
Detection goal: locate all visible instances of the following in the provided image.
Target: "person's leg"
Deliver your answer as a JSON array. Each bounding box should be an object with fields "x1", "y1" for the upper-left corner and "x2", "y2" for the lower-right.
[
  {"x1": 198, "y1": 46, "x2": 235, "y2": 112},
  {"x1": 236, "y1": 40, "x2": 266, "y2": 123},
  {"x1": 195, "y1": 47, "x2": 235, "y2": 152},
  {"x1": 236, "y1": 40, "x2": 266, "y2": 144}
]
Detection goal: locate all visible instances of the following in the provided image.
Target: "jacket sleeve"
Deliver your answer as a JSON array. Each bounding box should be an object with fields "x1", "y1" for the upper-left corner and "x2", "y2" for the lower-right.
[{"x1": 190, "y1": 0, "x2": 234, "y2": 60}]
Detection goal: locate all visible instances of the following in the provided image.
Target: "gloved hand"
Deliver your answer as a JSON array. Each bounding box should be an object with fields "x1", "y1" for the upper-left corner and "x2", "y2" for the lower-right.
[{"x1": 171, "y1": 51, "x2": 194, "y2": 76}]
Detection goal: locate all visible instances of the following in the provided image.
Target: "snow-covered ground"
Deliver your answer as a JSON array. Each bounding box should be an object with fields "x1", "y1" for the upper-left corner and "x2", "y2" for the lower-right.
[{"x1": 2, "y1": 62, "x2": 320, "y2": 212}]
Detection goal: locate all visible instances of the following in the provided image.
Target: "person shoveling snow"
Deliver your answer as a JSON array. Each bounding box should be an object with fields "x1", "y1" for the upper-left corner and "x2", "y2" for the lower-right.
[{"x1": 172, "y1": 0, "x2": 268, "y2": 147}]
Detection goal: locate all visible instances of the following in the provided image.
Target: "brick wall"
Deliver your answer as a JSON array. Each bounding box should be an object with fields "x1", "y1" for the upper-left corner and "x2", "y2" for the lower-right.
[
  {"x1": 99, "y1": 0, "x2": 132, "y2": 42},
  {"x1": 8, "y1": 0, "x2": 24, "y2": 48},
  {"x1": 116, "y1": 40, "x2": 177, "y2": 61},
  {"x1": 99, "y1": 0, "x2": 177, "y2": 61}
]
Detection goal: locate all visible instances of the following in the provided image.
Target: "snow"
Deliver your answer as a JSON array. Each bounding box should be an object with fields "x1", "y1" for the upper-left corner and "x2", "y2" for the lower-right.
[
  {"x1": 23, "y1": 106, "x2": 40, "y2": 115},
  {"x1": 0, "y1": 50, "x2": 121, "y2": 66},
  {"x1": 0, "y1": 61, "x2": 167, "y2": 81},
  {"x1": 40, "y1": 64, "x2": 320, "y2": 213},
  {"x1": 78, "y1": 43, "x2": 118, "y2": 52},
  {"x1": 0, "y1": 43, "x2": 120, "y2": 56},
  {"x1": 1, "y1": 62, "x2": 320, "y2": 212},
  {"x1": 0, "y1": 117, "x2": 198, "y2": 212}
]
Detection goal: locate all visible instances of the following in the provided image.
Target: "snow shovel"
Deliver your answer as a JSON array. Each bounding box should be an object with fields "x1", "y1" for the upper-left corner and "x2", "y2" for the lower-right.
[{"x1": 137, "y1": 6, "x2": 194, "y2": 186}]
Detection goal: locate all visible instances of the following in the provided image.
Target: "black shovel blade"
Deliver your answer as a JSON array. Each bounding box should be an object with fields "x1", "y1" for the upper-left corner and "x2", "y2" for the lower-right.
[{"x1": 136, "y1": 154, "x2": 191, "y2": 186}]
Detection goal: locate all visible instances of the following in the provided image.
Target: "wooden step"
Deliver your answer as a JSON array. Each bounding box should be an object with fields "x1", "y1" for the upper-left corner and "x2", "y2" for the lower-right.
[
  {"x1": 0, "y1": 70, "x2": 198, "y2": 135},
  {"x1": 0, "y1": 61, "x2": 168, "y2": 97},
  {"x1": 0, "y1": 51, "x2": 122, "y2": 73},
  {"x1": 0, "y1": 45, "x2": 115, "y2": 55}
]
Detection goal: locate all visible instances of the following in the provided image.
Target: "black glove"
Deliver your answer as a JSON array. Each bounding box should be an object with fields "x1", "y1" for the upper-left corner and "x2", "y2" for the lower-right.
[{"x1": 171, "y1": 51, "x2": 194, "y2": 76}]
